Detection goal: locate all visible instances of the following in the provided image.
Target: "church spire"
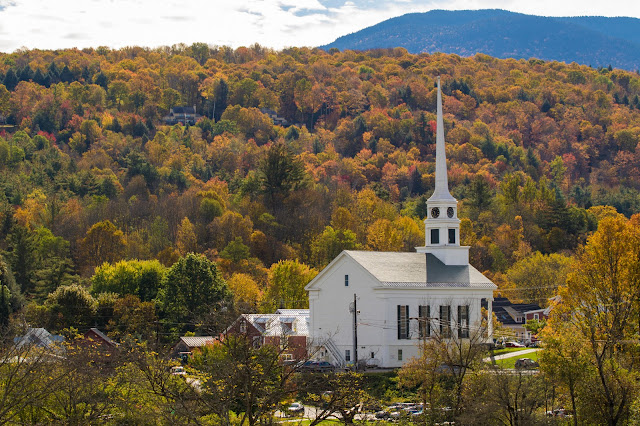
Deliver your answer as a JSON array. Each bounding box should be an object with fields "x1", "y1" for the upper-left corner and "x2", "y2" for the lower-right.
[
  {"x1": 428, "y1": 76, "x2": 456, "y2": 203},
  {"x1": 416, "y1": 76, "x2": 469, "y2": 266}
]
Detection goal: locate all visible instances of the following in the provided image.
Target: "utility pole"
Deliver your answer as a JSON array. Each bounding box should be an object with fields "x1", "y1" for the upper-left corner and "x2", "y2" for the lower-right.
[{"x1": 352, "y1": 293, "x2": 358, "y2": 370}]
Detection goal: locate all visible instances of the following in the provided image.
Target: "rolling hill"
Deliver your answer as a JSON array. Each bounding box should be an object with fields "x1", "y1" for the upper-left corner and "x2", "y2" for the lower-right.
[{"x1": 321, "y1": 9, "x2": 640, "y2": 70}]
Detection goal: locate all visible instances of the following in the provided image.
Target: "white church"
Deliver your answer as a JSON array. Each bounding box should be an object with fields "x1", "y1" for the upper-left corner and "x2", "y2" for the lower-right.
[{"x1": 305, "y1": 77, "x2": 497, "y2": 368}]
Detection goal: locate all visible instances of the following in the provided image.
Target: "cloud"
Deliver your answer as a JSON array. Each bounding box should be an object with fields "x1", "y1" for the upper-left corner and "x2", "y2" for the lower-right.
[
  {"x1": 0, "y1": 0, "x2": 638, "y2": 52},
  {"x1": 161, "y1": 15, "x2": 191, "y2": 22},
  {"x1": 63, "y1": 33, "x2": 87, "y2": 40}
]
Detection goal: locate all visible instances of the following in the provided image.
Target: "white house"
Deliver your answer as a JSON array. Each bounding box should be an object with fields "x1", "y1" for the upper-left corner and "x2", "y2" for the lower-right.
[{"x1": 305, "y1": 77, "x2": 497, "y2": 368}]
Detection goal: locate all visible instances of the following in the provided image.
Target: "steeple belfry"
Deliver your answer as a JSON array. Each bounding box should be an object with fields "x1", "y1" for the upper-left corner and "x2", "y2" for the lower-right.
[{"x1": 416, "y1": 76, "x2": 469, "y2": 266}]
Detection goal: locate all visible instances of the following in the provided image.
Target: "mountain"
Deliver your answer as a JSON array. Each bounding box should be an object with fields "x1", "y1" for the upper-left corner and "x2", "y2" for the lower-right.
[{"x1": 321, "y1": 9, "x2": 640, "y2": 70}]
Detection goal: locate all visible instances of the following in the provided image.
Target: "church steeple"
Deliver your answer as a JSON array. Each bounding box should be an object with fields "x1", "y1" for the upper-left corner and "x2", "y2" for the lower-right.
[
  {"x1": 429, "y1": 76, "x2": 456, "y2": 203},
  {"x1": 416, "y1": 77, "x2": 469, "y2": 266}
]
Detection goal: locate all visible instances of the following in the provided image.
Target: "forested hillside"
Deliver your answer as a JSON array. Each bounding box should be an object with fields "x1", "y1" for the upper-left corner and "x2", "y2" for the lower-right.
[
  {"x1": 322, "y1": 10, "x2": 640, "y2": 71},
  {"x1": 0, "y1": 44, "x2": 638, "y2": 336}
]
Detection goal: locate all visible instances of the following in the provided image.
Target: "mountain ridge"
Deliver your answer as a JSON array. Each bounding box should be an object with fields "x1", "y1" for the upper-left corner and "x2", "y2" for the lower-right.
[{"x1": 321, "y1": 9, "x2": 640, "y2": 70}]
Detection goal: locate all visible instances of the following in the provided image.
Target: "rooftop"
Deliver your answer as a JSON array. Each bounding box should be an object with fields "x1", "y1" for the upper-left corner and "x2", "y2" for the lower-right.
[{"x1": 344, "y1": 250, "x2": 495, "y2": 288}]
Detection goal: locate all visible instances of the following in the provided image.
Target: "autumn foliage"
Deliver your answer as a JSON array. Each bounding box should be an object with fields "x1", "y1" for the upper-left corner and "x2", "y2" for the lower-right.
[{"x1": 0, "y1": 44, "x2": 637, "y2": 335}]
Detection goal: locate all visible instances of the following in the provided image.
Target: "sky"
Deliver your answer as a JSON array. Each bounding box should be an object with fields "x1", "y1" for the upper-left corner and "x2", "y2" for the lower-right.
[{"x1": 0, "y1": 0, "x2": 639, "y2": 53}]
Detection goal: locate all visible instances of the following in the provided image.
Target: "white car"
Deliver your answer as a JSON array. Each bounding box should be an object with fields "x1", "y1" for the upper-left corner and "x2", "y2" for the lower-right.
[
  {"x1": 170, "y1": 366, "x2": 186, "y2": 375},
  {"x1": 287, "y1": 402, "x2": 305, "y2": 416}
]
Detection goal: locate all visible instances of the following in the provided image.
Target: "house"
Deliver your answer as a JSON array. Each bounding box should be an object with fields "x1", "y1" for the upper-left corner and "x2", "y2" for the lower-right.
[
  {"x1": 171, "y1": 335, "x2": 216, "y2": 359},
  {"x1": 163, "y1": 106, "x2": 201, "y2": 125},
  {"x1": 524, "y1": 305, "x2": 552, "y2": 323},
  {"x1": 13, "y1": 327, "x2": 64, "y2": 351},
  {"x1": 305, "y1": 77, "x2": 497, "y2": 369},
  {"x1": 484, "y1": 297, "x2": 543, "y2": 343},
  {"x1": 260, "y1": 108, "x2": 290, "y2": 126},
  {"x1": 225, "y1": 309, "x2": 309, "y2": 362},
  {"x1": 83, "y1": 328, "x2": 118, "y2": 349}
]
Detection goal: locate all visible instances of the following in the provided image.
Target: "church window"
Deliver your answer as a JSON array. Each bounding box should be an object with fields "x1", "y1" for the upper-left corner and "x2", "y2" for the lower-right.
[
  {"x1": 440, "y1": 305, "x2": 451, "y2": 338},
  {"x1": 344, "y1": 275, "x2": 349, "y2": 286},
  {"x1": 419, "y1": 305, "x2": 430, "y2": 338},
  {"x1": 345, "y1": 349, "x2": 351, "y2": 361},
  {"x1": 398, "y1": 349, "x2": 403, "y2": 361},
  {"x1": 431, "y1": 229, "x2": 440, "y2": 244},
  {"x1": 397, "y1": 305, "x2": 409, "y2": 340},
  {"x1": 448, "y1": 229, "x2": 456, "y2": 244},
  {"x1": 458, "y1": 305, "x2": 469, "y2": 338}
]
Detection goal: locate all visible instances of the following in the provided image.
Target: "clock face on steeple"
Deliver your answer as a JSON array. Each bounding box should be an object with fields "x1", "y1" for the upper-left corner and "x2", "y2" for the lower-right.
[
  {"x1": 431, "y1": 207, "x2": 440, "y2": 218},
  {"x1": 447, "y1": 207, "x2": 454, "y2": 218}
]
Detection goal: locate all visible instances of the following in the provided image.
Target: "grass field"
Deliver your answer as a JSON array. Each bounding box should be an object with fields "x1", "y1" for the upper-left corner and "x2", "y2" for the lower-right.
[{"x1": 493, "y1": 350, "x2": 541, "y2": 369}]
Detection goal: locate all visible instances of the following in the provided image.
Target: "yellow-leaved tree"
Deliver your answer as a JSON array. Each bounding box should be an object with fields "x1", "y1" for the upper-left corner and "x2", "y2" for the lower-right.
[
  {"x1": 541, "y1": 213, "x2": 640, "y2": 425},
  {"x1": 263, "y1": 260, "x2": 317, "y2": 312}
]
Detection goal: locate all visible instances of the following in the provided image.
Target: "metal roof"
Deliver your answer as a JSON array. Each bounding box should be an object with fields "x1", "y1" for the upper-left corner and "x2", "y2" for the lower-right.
[
  {"x1": 179, "y1": 336, "x2": 215, "y2": 348},
  {"x1": 86, "y1": 328, "x2": 118, "y2": 347},
  {"x1": 344, "y1": 250, "x2": 495, "y2": 288},
  {"x1": 238, "y1": 312, "x2": 309, "y2": 337},
  {"x1": 14, "y1": 328, "x2": 64, "y2": 349}
]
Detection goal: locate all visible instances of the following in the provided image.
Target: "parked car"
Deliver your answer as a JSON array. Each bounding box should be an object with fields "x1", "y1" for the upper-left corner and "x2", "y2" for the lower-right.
[
  {"x1": 374, "y1": 410, "x2": 390, "y2": 419},
  {"x1": 170, "y1": 366, "x2": 186, "y2": 375},
  {"x1": 505, "y1": 341, "x2": 525, "y2": 348},
  {"x1": 546, "y1": 408, "x2": 572, "y2": 417},
  {"x1": 298, "y1": 360, "x2": 335, "y2": 372},
  {"x1": 389, "y1": 410, "x2": 401, "y2": 420},
  {"x1": 515, "y1": 358, "x2": 539, "y2": 369},
  {"x1": 435, "y1": 363, "x2": 463, "y2": 374},
  {"x1": 287, "y1": 402, "x2": 305, "y2": 416}
]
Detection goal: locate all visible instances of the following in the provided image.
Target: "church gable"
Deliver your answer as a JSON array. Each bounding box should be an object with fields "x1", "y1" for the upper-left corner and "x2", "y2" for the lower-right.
[{"x1": 304, "y1": 251, "x2": 382, "y2": 291}]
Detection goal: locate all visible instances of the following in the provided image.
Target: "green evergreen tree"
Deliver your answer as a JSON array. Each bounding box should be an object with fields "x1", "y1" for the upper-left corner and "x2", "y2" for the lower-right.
[
  {"x1": 213, "y1": 78, "x2": 228, "y2": 121},
  {"x1": 3, "y1": 69, "x2": 18, "y2": 91},
  {"x1": 59, "y1": 65, "x2": 74, "y2": 83},
  {"x1": 94, "y1": 72, "x2": 108, "y2": 89},
  {"x1": 0, "y1": 284, "x2": 11, "y2": 326},
  {"x1": 259, "y1": 142, "x2": 306, "y2": 206},
  {"x1": 0, "y1": 255, "x2": 23, "y2": 317},
  {"x1": 6, "y1": 225, "x2": 37, "y2": 295},
  {"x1": 18, "y1": 65, "x2": 33, "y2": 82}
]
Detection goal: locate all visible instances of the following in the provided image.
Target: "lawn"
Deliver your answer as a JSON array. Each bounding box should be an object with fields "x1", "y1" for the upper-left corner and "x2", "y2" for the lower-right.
[{"x1": 493, "y1": 350, "x2": 541, "y2": 369}]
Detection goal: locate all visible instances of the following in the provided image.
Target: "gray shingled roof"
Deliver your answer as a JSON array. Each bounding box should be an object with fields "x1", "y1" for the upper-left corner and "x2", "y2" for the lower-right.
[{"x1": 344, "y1": 250, "x2": 495, "y2": 288}]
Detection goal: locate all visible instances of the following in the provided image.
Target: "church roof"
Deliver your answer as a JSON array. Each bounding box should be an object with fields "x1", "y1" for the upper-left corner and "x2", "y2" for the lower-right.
[{"x1": 343, "y1": 250, "x2": 495, "y2": 289}]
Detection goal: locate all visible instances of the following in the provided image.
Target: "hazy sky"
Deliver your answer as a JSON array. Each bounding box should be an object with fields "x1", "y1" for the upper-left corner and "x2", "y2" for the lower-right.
[{"x1": 0, "y1": 0, "x2": 639, "y2": 52}]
